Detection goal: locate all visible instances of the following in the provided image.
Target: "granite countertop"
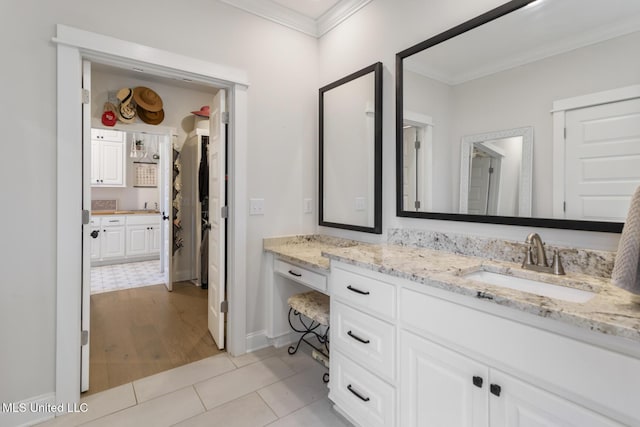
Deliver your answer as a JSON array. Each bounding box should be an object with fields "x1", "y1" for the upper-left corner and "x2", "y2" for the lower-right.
[
  {"x1": 263, "y1": 235, "x2": 361, "y2": 270},
  {"x1": 92, "y1": 210, "x2": 161, "y2": 215},
  {"x1": 321, "y1": 243, "x2": 640, "y2": 344}
]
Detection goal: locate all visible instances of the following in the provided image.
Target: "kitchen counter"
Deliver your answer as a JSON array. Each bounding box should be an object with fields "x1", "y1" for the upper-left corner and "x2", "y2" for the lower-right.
[
  {"x1": 92, "y1": 210, "x2": 160, "y2": 215},
  {"x1": 321, "y1": 243, "x2": 640, "y2": 344}
]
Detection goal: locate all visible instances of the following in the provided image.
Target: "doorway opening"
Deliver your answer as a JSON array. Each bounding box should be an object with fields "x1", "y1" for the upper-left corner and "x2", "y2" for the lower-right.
[{"x1": 56, "y1": 24, "x2": 248, "y2": 406}]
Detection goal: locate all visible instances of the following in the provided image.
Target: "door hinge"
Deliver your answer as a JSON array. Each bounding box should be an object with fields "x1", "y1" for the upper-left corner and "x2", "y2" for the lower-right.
[
  {"x1": 563, "y1": 201, "x2": 566, "y2": 212},
  {"x1": 82, "y1": 209, "x2": 90, "y2": 225},
  {"x1": 221, "y1": 206, "x2": 229, "y2": 218},
  {"x1": 81, "y1": 89, "x2": 91, "y2": 105},
  {"x1": 222, "y1": 112, "x2": 230, "y2": 124},
  {"x1": 414, "y1": 140, "x2": 421, "y2": 150},
  {"x1": 414, "y1": 200, "x2": 421, "y2": 209},
  {"x1": 489, "y1": 167, "x2": 494, "y2": 174},
  {"x1": 81, "y1": 330, "x2": 89, "y2": 346},
  {"x1": 564, "y1": 127, "x2": 567, "y2": 139},
  {"x1": 220, "y1": 300, "x2": 228, "y2": 313}
]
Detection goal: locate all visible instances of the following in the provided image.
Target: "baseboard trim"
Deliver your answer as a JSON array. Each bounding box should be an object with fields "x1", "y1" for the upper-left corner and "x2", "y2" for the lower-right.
[
  {"x1": 1, "y1": 392, "x2": 56, "y2": 427},
  {"x1": 245, "y1": 330, "x2": 296, "y2": 353}
]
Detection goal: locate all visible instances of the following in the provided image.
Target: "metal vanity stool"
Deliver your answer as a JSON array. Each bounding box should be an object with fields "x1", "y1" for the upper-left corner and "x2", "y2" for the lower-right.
[{"x1": 287, "y1": 291, "x2": 330, "y2": 383}]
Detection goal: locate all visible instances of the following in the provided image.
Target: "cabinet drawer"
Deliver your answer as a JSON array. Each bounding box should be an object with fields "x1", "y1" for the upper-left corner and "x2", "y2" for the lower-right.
[
  {"x1": 126, "y1": 215, "x2": 161, "y2": 226},
  {"x1": 330, "y1": 350, "x2": 395, "y2": 427},
  {"x1": 332, "y1": 301, "x2": 395, "y2": 381},
  {"x1": 91, "y1": 128, "x2": 124, "y2": 142},
  {"x1": 331, "y1": 267, "x2": 395, "y2": 320},
  {"x1": 274, "y1": 258, "x2": 327, "y2": 293},
  {"x1": 100, "y1": 216, "x2": 126, "y2": 226}
]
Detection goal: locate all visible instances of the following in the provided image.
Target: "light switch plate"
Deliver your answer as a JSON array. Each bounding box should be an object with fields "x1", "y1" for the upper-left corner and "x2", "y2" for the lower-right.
[
  {"x1": 355, "y1": 197, "x2": 366, "y2": 211},
  {"x1": 249, "y1": 198, "x2": 265, "y2": 215},
  {"x1": 303, "y1": 198, "x2": 313, "y2": 214}
]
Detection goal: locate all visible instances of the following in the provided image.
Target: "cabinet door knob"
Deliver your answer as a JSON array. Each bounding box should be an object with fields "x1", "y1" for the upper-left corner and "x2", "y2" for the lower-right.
[
  {"x1": 490, "y1": 384, "x2": 501, "y2": 397},
  {"x1": 472, "y1": 376, "x2": 483, "y2": 388}
]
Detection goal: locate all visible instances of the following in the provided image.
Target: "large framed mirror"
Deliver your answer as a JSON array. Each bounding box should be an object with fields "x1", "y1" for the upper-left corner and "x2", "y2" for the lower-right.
[
  {"x1": 396, "y1": 0, "x2": 640, "y2": 232},
  {"x1": 320, "y1": 62, "x2": 382, "y2": 234}
]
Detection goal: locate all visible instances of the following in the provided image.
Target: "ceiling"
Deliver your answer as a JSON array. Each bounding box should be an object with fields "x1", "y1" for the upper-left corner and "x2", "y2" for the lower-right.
[
  {"x1": 404, "y1": 0, "x2": 640, "y2": 85},
  {"x1": 219, "y1": 0, "x2": 371, "y2": 37}
]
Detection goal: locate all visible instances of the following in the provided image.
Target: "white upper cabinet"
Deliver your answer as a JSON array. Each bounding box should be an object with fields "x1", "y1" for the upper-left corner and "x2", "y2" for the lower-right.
[{"x1": 91, "y1": 128, "x2": 125, "y2": 187}]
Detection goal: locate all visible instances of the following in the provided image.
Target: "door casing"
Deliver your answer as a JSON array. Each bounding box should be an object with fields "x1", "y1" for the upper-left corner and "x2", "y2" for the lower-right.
[{"x1": 54, "y1": 24, "x2": 248, "y2": 407}]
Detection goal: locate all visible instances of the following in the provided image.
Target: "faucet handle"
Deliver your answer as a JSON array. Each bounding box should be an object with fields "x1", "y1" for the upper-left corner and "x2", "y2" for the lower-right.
[
  {"x1": 551, "y1": 250, "x2": 565, "y2": 275},
  {"x1": 522, "y1": 246, "x2": 534, "y2": 267}
]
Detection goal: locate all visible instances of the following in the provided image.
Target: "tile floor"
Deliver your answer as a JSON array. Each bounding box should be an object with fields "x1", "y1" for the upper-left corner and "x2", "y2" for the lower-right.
[
  {"x1": 91, "y1": 260, "x2": 165, "y2": 294},
  {"x1": 36, "y1": 346, "x2": 352, "y2": 427}
]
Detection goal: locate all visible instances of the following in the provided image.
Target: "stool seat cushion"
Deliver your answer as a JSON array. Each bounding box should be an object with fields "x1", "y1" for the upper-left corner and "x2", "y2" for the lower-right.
[{"x1": 287, "y1": 291, "x2": 330, "y2": 326}]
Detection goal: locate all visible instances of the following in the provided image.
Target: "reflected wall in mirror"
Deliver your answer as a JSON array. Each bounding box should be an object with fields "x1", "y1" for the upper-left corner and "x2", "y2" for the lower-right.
[
  {"x1": 396, "y1": 0, "x2": 640, "y2": 232},
  {"x1": 320, "y1": 62, "x2": 382, "y2": 234}
]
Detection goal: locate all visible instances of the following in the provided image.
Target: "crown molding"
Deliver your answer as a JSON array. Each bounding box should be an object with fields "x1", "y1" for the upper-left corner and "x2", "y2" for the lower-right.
[
  {"x1": 219, "y1": 0, "x2": 372, "y2": 38},
  {"x1": 317, "y1": 0, "x2": 372, "y2": 36}
]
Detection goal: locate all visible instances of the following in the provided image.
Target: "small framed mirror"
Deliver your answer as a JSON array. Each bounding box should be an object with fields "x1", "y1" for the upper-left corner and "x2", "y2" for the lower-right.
[{"x1": 320, "y1": 62, "x2": 382, "y2": 234}]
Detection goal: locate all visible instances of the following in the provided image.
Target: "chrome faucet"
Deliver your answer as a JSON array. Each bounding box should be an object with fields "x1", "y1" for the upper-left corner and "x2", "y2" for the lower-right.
[{"x1": 522, "y1": 232, "x2": 565, "y2": 275}]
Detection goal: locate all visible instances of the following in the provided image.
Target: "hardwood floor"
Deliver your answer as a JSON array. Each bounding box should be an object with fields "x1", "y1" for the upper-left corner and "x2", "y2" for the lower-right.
[{"x1": 87, "y1": 282, "x2": 223, "y2": 396}]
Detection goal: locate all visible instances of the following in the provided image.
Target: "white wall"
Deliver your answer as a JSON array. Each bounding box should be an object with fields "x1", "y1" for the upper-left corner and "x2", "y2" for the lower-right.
[
  {"x1": 318, "y1": 0, "x2": 621, "y2": 251},
  {"x1": 0, "y1": 0, "x2": 317, "y2": 409}
]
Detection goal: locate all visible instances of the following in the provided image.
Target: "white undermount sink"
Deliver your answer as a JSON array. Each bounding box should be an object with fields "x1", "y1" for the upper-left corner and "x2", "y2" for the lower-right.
[{"x1": 464, "y1": 270, "x2": 596, "y2": 303}]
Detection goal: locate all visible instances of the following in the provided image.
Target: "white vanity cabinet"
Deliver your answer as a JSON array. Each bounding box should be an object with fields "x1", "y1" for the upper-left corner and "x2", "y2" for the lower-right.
[
  {"x1": 327, "y1": 261, "x2": 639, "y2": 427},
  {"x1": 329, "y1": 265, "x2": 397, "y2": 427},
  {"x1": 91, "y1": 128, "x2": 125, "y2": 187}
]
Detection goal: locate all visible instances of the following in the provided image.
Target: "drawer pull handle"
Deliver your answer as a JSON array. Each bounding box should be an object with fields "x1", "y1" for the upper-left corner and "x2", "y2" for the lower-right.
[
  {"x1": 347, "y1": 285, "x2": 370, "y2": 295},
  {"x1": 347, "y1": 330, "x2": 370, "y2": 344},
  {"x1": 347, "y1": 384, "x2": 370, "y2": 402},
  {"x1": 108, "y1": 220, "x2": 119, "y2": 223},
  {"x1": 288, "y1": 270, "x2": 302, "y2": 277}
]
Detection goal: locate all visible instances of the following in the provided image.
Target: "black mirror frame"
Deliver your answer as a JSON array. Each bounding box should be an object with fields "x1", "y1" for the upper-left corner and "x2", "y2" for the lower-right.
[
  {"x1": 395, "y1": 0, "x2": 623, "y2": 233},
  {"x1": 320, "y1": 62, "x2": 383, "y2": 234}
]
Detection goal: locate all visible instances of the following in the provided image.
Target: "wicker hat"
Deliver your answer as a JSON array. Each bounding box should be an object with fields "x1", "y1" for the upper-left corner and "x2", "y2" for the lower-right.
[
  {"x1": 133, "y1": 87, "x2": 163, "y2": 112},
  {"x1": 116, "y1": 88, "x2": 136, "y2": 123},
  {"x1": 136, "y1": 104, "x2": 164, "y2": 125}
]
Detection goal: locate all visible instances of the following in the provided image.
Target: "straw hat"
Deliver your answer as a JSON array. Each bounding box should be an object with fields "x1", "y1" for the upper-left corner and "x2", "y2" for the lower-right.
[
  {"x1": 133, "y1": 87, "x2": 163, "y2": 112},
  {"x1": 136, "y1": 104, "x2": 165, "y2": 125},
  {"x1": 116, "y1": 88, "x2": 136, "y2": 123}
]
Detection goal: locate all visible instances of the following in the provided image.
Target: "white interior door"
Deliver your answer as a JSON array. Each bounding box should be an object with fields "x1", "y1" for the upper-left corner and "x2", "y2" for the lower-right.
[
  {"x1": 208, "y1": 90, "x2": 226, "y2": 349},
  {"x1": 565, "y1": 98, "x2": 640, "y2": 221},
  {"x1": 81, "y1": 60, "x2": 91, "y2": 392},
  {"x1": 159, "y1": 135, "x2": 174, "y2": 291},
  {"x1": 467, "y1": 156, "x2": 492, "y2": 215}
]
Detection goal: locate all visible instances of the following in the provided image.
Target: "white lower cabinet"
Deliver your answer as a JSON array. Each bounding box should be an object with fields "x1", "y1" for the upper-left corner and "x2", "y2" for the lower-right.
[
  {"x1": 399, "y1": 330, "x2": 622, "y2": 427},
  {"x1": 330, "y1": 351, "x2": 395, "y2": 427},
  {"x1": 327, "y1": 261, "x2": 636, "y2": 427},
  {"x1": 400, "y1": 330, "x2": 488, "y2": 427},
  {"x1": 91, "y1": 215, "x2": 160, "y2": 265},
  {"x1": 489, "y1": 369, "x2": 623, "y2": 427}
]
